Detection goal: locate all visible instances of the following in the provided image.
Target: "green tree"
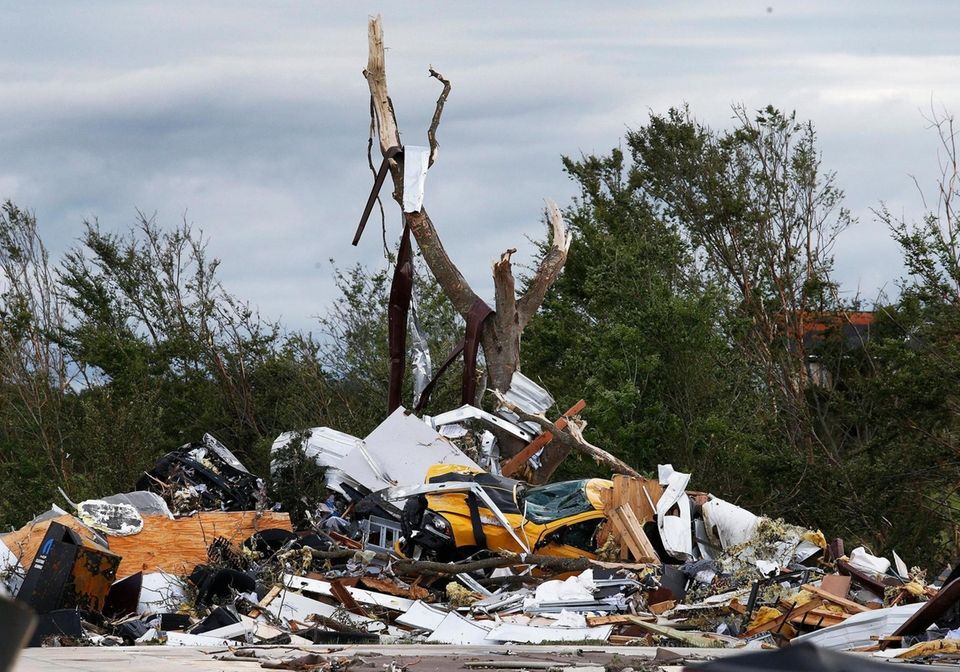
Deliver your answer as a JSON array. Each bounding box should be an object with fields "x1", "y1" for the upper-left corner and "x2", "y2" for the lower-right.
[
  {"x1": 317, "y1": 257, "x2": 466, "y2": 437},
  {"x1": 522, "y1": 146, "x2": 770, "y2": 499}
]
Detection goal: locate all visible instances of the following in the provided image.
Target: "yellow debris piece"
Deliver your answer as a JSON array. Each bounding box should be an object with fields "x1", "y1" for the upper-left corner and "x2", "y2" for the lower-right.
[{"x1": 748, "y1": 605, "x2": 783, "y2": 630}]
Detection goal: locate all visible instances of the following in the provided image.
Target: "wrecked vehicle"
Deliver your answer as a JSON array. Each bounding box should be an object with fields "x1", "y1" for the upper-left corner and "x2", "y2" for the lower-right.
[
  {"x1": 394, "y1": 464, "x2": 612, "y2": 561},
  {"x1": 137, "y1": 433, "x2": 267, "y2": 514}
]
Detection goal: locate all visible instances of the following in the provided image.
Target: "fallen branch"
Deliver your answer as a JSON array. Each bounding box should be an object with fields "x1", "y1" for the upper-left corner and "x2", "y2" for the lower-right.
[
  {"x1": 391, "y1": 551, "x2": 646, "y2": 577},
  {"x1": 494, "y1": 391, "x2": 641, "y2": 480}
]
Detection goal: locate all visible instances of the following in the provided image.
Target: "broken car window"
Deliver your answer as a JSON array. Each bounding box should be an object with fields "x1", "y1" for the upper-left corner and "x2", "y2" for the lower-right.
[{"x1": 523, "y1": 480, "x2": 594, "y2": 523}]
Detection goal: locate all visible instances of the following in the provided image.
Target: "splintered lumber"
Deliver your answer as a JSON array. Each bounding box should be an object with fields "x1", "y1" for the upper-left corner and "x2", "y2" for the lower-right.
[
  {"x1": 2, "y1": 511, "x2": 293, "y2": 579},
  {"x1": 603, "y1": 475, "x2": 664, "y2": 560},
  {"x1": 608, "y1": 505, "x2": 661, "y2": 564},
  {"x1": 249, "y1": 584, "x2": 283, "y2": 618},
  {"x1": 500, "y1": 400, "x2": 586, "y2": 477},
  {"x1": 586, "y1": 614, "x2": 654, "y2": 626},
  {"x1": 800, "y1": 583, "x2": 870, "y2": 614},
  {"x1": 625, "y1": 616, "x2": 724, "y2": 648}
]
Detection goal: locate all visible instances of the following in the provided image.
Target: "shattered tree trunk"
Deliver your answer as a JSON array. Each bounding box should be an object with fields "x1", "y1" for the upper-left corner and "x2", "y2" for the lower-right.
[{"x1": 363, "y1": 16, "x2": 571, "y2": 396}]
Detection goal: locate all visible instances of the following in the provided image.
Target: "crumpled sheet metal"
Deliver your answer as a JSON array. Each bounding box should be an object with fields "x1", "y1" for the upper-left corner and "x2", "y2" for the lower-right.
[
  {"x1": 401, "y1": 145, "x2": 430, "y2": 213},
  {"x1": 496, "y1": 371, "x2": 556, "y2": 435},
  {"x1": 274, "y1": 409, "x2": 480, "y2": 496},
  {"x1": 657, "y1": 464, "x2": 694, "y2": 561},
  {"x1": 409, "y1": 294, "x2": 433, "y2": 407}
]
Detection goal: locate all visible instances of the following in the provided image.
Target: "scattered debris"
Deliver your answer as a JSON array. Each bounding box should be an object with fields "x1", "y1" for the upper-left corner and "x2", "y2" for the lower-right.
[{"x1": 1, "y1": 390, "x2": 958, "y2": 664}]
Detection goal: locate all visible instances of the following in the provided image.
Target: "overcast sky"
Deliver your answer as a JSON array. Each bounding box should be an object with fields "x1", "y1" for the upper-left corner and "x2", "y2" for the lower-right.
[{"x1": 1, "y1": 1, "x2": 958, "y2": 332}]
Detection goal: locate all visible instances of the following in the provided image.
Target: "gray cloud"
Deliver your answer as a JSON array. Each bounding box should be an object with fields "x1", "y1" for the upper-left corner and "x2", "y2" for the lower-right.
[{"x1": 1, "y1": 1, "x2": 958, "y2": 331}]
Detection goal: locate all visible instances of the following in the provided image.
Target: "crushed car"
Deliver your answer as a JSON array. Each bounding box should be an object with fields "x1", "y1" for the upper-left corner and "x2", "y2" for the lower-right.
[{"x1": 391, "y1": 464, "x2": 613, "y2": 562}]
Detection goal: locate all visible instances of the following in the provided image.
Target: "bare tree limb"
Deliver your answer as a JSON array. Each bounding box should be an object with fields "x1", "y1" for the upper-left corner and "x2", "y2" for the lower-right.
[
  {"x1": 487, "y1": 249, "x2": 521, "y2": 390},
  {"x1": 361, "y1": 17, "x2": 572, "y2": 400},
  {"x1": 517, "y1": 200, "x2": 572, "y2": 329},
  {"x1": 407, "y1": 209, "x2": 480, "y2": 315},
  {"x1": 364, "y1": 15, "x2": 401, "y2": 155},
  {"x1": 494, "y1": 391, "x2": 641, "y2": 480},
  {"x1": 427, "y1": 66, "x2": 451, "y2": 168}
]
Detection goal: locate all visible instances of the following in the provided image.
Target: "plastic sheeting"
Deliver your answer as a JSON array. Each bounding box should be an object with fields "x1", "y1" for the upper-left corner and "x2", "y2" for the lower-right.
[
  {"x1": 525, "y1": 570, "x2": 595, "y2": 610},
  {"x1": 848, "y1": 547, "x2": 891, "y2": 575},
  {"x1": 701, "y1": 497, "x2": 760, "y2": 550}
]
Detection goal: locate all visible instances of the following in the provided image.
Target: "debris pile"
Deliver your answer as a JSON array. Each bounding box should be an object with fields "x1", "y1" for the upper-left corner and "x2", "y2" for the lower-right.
[{"x1": 3, "y1": 374, "x2": 960, "y2": 668}]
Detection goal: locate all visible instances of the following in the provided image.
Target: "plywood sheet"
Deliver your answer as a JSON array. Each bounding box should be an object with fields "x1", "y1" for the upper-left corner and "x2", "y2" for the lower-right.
[
  {"x1": 2, "y1": 511, "x2": 292, "y2": 579},
  {"x1": 607, "y1": 475, "x2": 664, "y2": 524}
]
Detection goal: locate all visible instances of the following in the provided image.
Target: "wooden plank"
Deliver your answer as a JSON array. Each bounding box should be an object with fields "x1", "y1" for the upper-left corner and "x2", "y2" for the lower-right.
[
  {"x1": 500, "y1": 399, "x2": 586, "y2": 477},
  {"x1": 586, "y1": 614, "x2": 653, "y2": 626},
  {"x1": 248, "y1": 584, "x2": 283, "y2": 618},
  {"x1": 616, "y1": 505, "x2": 661, "y2": 564},
  {"x1": 2, "y1": 511, "x2": 293, "y2": 579},
  {"x1": 801, "y1": 583, "x2": 869, "y2": 614},
  {"x1": 606, "y1": 475, "x2": 664, "y2": 524},
  {"x1": 649, "y1": 600, "x2": 675, "y2": 615},
  {"x1": 607, "y1": 508, "x2": 643, "y2": 561}
]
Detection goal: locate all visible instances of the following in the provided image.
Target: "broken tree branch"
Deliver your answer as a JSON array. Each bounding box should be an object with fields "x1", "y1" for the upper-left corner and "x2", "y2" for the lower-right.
[
  {"x1": 364, "y1": 15, "x2": 401, "y2": 155},
  {"x1": 517, "y1": 200, "x2": 572, "y2": 329},
  {"x1": 391, "y1": 551, "x2": 648, "y2": 577},
  {"x1": 487, "y1": 248, "x2": 521, "y2": 389},
  {"x1": 364, "y1": 16, "x2": 480, "y2": 317},
  {"x1": 304, "y1": 546, "x2": 647, "y2": 578},
  {"x1": 407, "y1": 209, "x2": 481, "y2": 315},
  {"x1": 494, "y1": 391, "x2": 641, "y2": 480},
  {"x1": 427, "y1": 66, "x2": 451, "y2": 168}
]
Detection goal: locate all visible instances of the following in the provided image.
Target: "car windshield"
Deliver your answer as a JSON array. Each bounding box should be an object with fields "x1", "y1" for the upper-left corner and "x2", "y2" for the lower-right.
[{"x1": 522, "y1": 480, "x2": 593, "y2": 523}]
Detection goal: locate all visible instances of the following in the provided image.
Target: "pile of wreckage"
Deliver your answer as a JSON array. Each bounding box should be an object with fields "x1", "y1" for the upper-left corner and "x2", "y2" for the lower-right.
[{"x1": 4, "y1": 373, "x2": 960, "y2": 668}]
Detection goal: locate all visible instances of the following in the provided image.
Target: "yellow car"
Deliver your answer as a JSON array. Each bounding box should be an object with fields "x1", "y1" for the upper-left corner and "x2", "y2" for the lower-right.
[{"x1": 396, "y1": 464, "x2": 613, "y2": 561}]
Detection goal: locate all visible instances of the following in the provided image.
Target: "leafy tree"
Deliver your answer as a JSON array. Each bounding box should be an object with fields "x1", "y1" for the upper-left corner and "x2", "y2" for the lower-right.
[
  {"x1": 0, "y1": 201, "x2": 76, "y2": 522},
  {"x1": 630, "y1": 105, "x2": 851, "y2": 471},
  {"x1": 522, "y1": 146, "x2": 771, "y2": 499},
  {"x1": 317, "y1": 256, "x2": 466, "y2": 437}
]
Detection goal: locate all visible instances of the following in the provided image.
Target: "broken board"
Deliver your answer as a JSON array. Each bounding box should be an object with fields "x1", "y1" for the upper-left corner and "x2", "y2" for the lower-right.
[
  {"x1": 608, "y1": 505, "x2": 661, "y2": 564},
  {"x1": 2, "y1": 511, "x2": 292, "y2": 579}
]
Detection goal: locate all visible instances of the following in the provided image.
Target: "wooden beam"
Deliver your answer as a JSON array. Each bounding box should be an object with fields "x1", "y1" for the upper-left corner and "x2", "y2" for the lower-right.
[{"x1": 500, "y1": 399, "x2": 586, "y2": 476}]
